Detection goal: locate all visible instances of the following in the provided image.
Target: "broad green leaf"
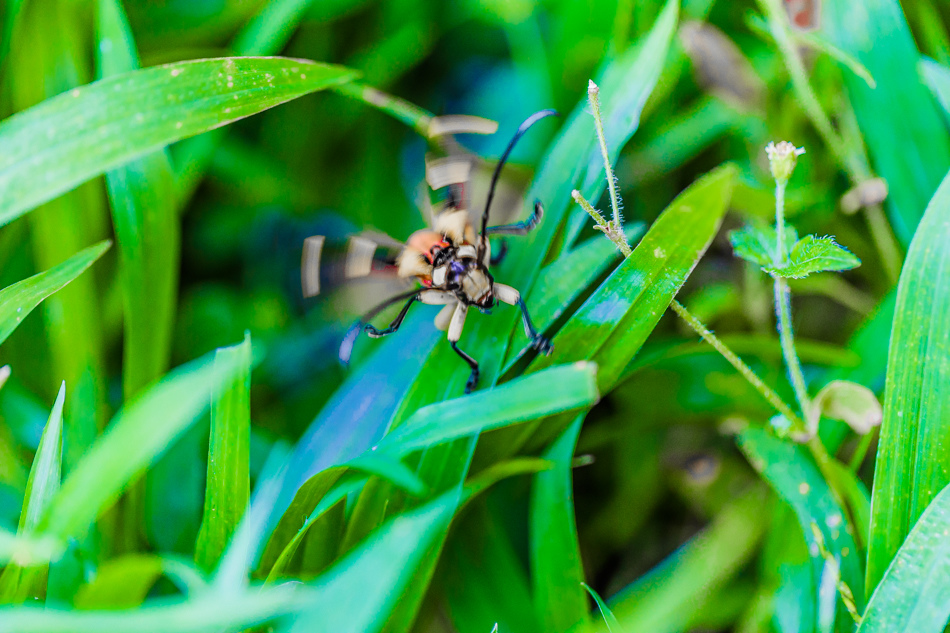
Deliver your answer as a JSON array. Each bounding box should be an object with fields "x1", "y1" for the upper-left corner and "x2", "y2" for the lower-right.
[
  {"x1": 74, "y1": 555, "x2": 164, "y2": 609},
  {"x1": 0, "y1": 382, "x2": 65, "y2": 602},
  {"x1": 820, "y1": 0, "x2": 950, "y2": 244},
  {"x1": 729, "y1": 224, "x2": 798, "y2": 267},
  {"x1": 0, "y1": 57, "x2": 357, "y2": 227},
  {"x1": 0, "y1": 241, "x2": 110, "y2": 348},
  {"x1": 807, "y1": 380, "x2": 882, "y2": 435},
  {"x1": 531, "y1": 163, "x2": 736, "y2": 390},
  {"x1": 530, "y1": 414, "x2": 588, "y2": 631},
  {"x1": 858, "y1": 482, "x2": 950, "y2": 633},
  {"x1": 97, "y1": 0, "x2": 179, "y2": 401},
  {"x1": 738, "y1": 428, "x2": 864, "y2": 621},
  {"x1": 606, "y1": 489, "x2": 766, "y2": 632},
  {"x1": 763, "y1": 236, "x2": 860, "y2": 279},
  {"x1": 922, "y1": 58, "x2": 950, "y2": 119},
  {"x1": 866, "y1": 168, "x2": 950, "y2": 594},
  {"x1": 195, "y1": 333, "x2": 251, "y2": 572},
  {"x1": 376, "y1": 363, "x2": 599, "y2": 456},
  {"x1": 36, "y1": 344, "x2": 250, "y2": 543}
]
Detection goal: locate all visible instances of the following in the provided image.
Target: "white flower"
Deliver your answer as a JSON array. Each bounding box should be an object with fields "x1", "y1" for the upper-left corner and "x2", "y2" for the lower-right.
[{"x1": 765, "y1": 141, "x2": 805, "y2": 183}]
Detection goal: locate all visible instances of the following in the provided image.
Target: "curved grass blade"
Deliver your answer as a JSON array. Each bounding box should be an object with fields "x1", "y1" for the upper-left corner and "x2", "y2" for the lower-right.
[
  {"x1": 607, "y1": 489, "x2": 766, "y2": 631},
  {"x1": 866, "y1": 169, "x2": 950, "y2": 594},
  {"x1": 195, "y1": 333, "x2": 251, "y2": 572},
  {"x1": 530, "y1": 414, "x2": 588, "y2": 631},
  {"x1": 0, "y1": 57, "x2": 357, "y2": 227},
  {"x1": 0, "y1": 382, "x2": 65, "y2": 602},
  {"x1": 97, "y1": 0, "x2": 179, "y2": 400},
  {"x1": 0, "y1": 241, "x2": 110, "y2": 347},
  {"x1": 73, "y1": 554, "x2": 164, "y2": 609},
  {"x1": 858, "y1": 483, "x2": 950, "y2": 633},
  {"x1": 375, "y1": 362, "x2": 598, "y2": 456},
  {"x1": 285, "y1": 490, "x2": 460, "y2": 633},
  {"x1": 820, "y1": 0, "x2": 950, "y2": 244},
  {"x1": 738, "y1": 428, "x2": 863, "y2": 622},
  {"x1": 36, "y1": 343, "x2": 251, "y2": 544},
  {"x1": 583, "y1": 583, "x2": 620, "y2": 631},
  {"x1": 922, "y1": 58, "x2": 950, "y2": 119},
  {"x1": 531, "y1": 163, "x2": 736, "y2": 391}
]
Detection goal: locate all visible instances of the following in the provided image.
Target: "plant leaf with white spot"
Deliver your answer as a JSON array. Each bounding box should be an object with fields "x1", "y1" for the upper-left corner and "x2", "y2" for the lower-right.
[{"x1": 0, "y1": 57, "x2": 357, "y2": 227}]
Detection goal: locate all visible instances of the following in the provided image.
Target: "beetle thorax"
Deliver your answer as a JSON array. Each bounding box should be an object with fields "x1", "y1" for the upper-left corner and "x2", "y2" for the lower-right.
[{"x1": 430, "y1": 244, "x2": 494, "y2": 307}]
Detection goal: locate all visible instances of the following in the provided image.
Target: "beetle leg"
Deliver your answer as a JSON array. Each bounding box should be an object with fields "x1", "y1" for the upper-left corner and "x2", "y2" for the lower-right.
[
  {"x1": 484, "y1": 200, "x2": 544, "y2": 236},
  {"x1": 493, "y1": 282, "x2": 553, "y2": 355},
  {"x1": 446, "y1": 303, "x2": 479, "y2": 393},
  {"x1": 489, "y1": 238, "x2": 509, "y2": 266},
  {"x1": 364, "y1": 295, "x2": 418, "y2": 339},
  {"x1": 339, "y1": 288, "x2": 428, "y2": 364}
]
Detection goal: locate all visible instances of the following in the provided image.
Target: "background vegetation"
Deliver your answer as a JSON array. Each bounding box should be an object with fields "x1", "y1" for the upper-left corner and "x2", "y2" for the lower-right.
[{"x1": 1, "y1": 0, "x2": 949, "y2": 631}]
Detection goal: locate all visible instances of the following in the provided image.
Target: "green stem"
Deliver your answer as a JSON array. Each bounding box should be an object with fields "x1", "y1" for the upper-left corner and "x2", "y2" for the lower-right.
[
  {"x1": 572, "y1": 190, "x2": 631, "y2": 257},
  {"x1": 847, "y1": 428, "x2": 876, "y2": 472},
  {"x1": 774, "y1": 180, "x2": 788, "y2": 263},
  {"x1": 587, "y1": 81, "x2": 624, "y2": 230},
  {"x1": 670, "y1": 300, "x2": 803, "y2": 428},
  {"x1": 775, "y1": 277, "x2": 811, "y2": 419},
  {"x1": 865, "y1": 203, "x2": 902, "y2": 284}
]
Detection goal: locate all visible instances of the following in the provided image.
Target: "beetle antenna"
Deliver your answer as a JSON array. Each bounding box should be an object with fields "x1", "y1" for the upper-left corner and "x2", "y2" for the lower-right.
[{"x1": 477, "y1": 109, "x2": 558, "y2": 263}]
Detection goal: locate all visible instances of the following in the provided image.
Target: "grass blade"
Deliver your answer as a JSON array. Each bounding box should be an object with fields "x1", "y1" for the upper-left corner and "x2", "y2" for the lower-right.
[
  {"x1": 531, "y1": 163, "x2": 736, "y2": 391},
  {"x1": 0, "y1": 57, "x2": 357, "y2": 227},
  {"x1": 922, "y1": 57, "x2": 950, "y2": 119},
  {"x1": 583, "y1": 582, "x2": 621, "y2": 632},
  {"x1": 286, "y1": 490, "x2": 459, "y2": 633},
  {"x1": 97, "y1": 0, "x2": 179, "y2": 400},
  {"x1": 738, "y1": 428, "x2": 863, "y2": 621},
  {"x1": 0, "y1": 241, "x2": 110, "y2": 348},
  {"x1": 820, "y1": 0, "x2": 950, "y2": 243},
  {"x1": 866, "y1": 168, "x2": 950, "y2": 593},
  {"x1": 73, "y1": 554, "x2": 164, "y2": 609},
  {"x1": 858, "y1": 483, "x2": 950, "y2": 633},
  {"x1": 195, "y1": 332, "x2": 251, "y2": 572},
  {"x1": 607, "y1": 489, "x2": 766, "y2": 631},
  {"x1": 0, "y1": 382, "x2": 65, "y2": 602},
  {"x1": 375, "y1": 363, "x2": 598, "y2": 456},
  {"x1": 36, "y1": 343, "x2": 251, "y2": 544},
  {"x1": 530, "y1": 414, "x2": 588, "y2": 631}
]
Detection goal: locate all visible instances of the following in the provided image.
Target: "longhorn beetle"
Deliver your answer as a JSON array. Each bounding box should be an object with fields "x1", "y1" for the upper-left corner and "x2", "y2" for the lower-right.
[{"x1": 302, "y1": 109, "x2": 557, "y2": 393}]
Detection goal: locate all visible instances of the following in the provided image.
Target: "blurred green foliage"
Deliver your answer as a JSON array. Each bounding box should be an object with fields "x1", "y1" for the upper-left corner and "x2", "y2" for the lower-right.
[{"x1": 2, "y1": 0, "x2": 950, "y2": 631}]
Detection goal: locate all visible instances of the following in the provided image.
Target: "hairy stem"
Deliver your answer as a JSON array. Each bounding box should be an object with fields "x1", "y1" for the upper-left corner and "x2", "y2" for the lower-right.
[
  {"x1": 671, "y1": 300, "x2": 803, "y2": 427},
  {"x1": 587, "y1": 81, "x2": 624, "y2": 231}
]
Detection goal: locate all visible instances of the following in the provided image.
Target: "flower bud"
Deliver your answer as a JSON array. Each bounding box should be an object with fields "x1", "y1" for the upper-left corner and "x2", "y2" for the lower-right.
[{"x1": 765, "y1": 141, "x2": 805, "y2": 183}]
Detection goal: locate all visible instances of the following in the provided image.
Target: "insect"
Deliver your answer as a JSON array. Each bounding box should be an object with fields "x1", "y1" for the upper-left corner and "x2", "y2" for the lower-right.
[{"x1": 302, "y1": 109, "x2": 557, "y2": 393}]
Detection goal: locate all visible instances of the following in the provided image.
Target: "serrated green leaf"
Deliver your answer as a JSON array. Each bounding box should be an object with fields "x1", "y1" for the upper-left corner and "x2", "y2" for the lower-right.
[
  {"x1": 821, "y1": 0, "x2": 950, "y2": 244},
  {"x1": 195, "y1": 333, "x2": 251, "y2": 572},
  {"x1": 36, "y1": 343, "x2": 251, "y2": 544},
  {"x1": 764, "y1": 235, "x2": 860, "y2": 279},
  {"x1": 0, "y1": 57, "x2": 357, "y2": 227},
  {"x1": 729, "y1": 224, "x2": 798, "y2": 267},
  {"x1": 737, "y1": 428, "x2": 864, "y2": 622},
  {"x1": 530, "y1": 414, "x2": 588, "y2": 631},
  {"x1": 866, "y1": 168, "x2": 950, "y2": 594},
  {"x1": 858, "y1": 482, "x2": 950, "y2": 633},
  {"x1": 0, "y1": 241, "x2": 110, "y2": 348},
  {"x1": 531, "y1": 163, "x2": 736, "y2": 390}
]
